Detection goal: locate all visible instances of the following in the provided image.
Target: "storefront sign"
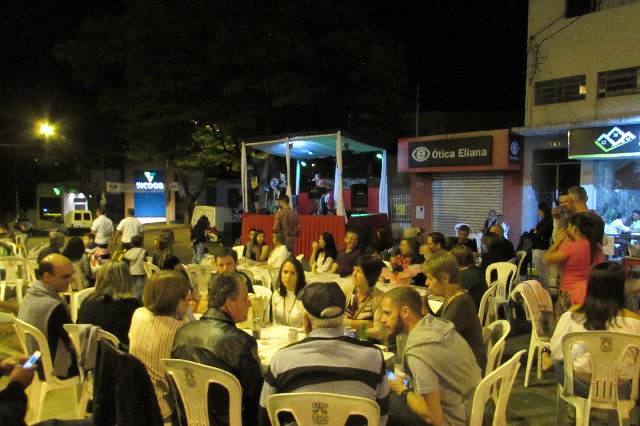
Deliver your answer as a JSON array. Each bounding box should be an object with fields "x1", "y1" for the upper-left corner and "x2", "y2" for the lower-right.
[
  {"x1": 509, "y1": 135, "x2": 523, "y2": 164},
  {"x1": 569, "y1": 125, "x2": 640, "y2": 159},
  {"x1": 408, "y1": 136, "x2": 492, "y2": 168},
  {"x1": 133, "y1": 170, "x2": 166, "y2": 193}
]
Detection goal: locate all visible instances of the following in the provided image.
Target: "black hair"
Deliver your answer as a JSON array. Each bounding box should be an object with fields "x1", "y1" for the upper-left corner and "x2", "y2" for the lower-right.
[{"x1": 574, "y1": 262, "x2": 625, "y2": 330}]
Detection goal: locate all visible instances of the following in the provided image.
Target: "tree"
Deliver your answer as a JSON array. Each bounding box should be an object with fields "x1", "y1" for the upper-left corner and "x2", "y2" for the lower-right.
[{"x1": 55, "y1": 0, "x2": 409, "y2": 219}]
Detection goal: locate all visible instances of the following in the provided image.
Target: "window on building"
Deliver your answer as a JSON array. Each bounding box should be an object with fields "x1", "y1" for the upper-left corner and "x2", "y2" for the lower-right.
[
  {"x1": 534, "y1": 75, "x2": 586, "y2": 105},
  {"x1": 598, "y1": 66, "x2": 640, "y2": 98},
  {"x1": 566, "y1": 0, "x2": 639, "y2": 18}
]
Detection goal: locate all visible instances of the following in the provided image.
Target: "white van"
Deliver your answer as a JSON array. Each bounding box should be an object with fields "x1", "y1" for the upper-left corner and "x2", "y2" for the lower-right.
[
  {"x1": 60, "y1": 210, "x2": 93, "y2": 235},
  {"x1": 191, "y1": 206, "x2": 232, "y2": 232}
]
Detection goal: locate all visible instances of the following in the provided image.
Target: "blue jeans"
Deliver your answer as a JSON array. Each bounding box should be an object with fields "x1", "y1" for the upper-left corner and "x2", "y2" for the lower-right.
[
  {"x1": 133, "y1": 275, "x2": 146, "y2": 301},
  {"x1": 555, "y1": 363, "x2": 631, "y2": 399}
]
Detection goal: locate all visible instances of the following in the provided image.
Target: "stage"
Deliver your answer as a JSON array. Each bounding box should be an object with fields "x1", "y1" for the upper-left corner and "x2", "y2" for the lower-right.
[{"x1": 240, "y1": 212, "x2": 389, "y2": 259}]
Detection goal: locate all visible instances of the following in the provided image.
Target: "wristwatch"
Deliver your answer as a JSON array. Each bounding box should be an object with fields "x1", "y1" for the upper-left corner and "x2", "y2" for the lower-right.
[{"x1": 400, "y1": 388, "x2": 410, "y2": 404}]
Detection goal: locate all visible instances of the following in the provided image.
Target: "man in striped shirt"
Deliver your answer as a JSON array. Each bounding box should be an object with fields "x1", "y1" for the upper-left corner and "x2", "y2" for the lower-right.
[{"x1": 258, "y1": 281, "x2": 389, "y2": 425}]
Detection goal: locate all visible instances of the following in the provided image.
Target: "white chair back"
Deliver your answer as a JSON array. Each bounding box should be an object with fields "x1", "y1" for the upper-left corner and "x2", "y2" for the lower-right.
[
  {"x1": 14, "y1": 317, "x2": 81, "y2": 422},
  {"x1": 514, "y1": 250, "x2": 527, "y2": 283},
  {"x1": 469, "y1": 350, "x2": 525, "y2": 426},
  {"x1": 185, "y1": 264, "x2": 216, "y2": 297},
  {"x1": 556, "y1": 331, "x2": 640, "y2": 425},
  {"x1": 232, "y1": 245, "x2": 245, "y2": 259},
  {"x1": 266, "y1": 392, "x2": 380, "y2": 426},
  {"x1": 0, "y1": 256, "x2": 27, "y2": 302},
  {"x1": 142, "y1": 262, "x2": 160, "y2": 278},
  {"x1": 161, "y1": 358, "x2": 242, "y2": 426},
  {"x1": 27, "y1": 243, "x2": 48, "y2": 259},
  {"x1": 15, "y1": 233, "x2": 28, "y2": 257},
  {"x1": 485, "y1": 262, "x2": 517, "y2": 289},
  {"x1": 295, "y1": 253, "x2": 304, "y2": 262},
  {"x1": 70, "y1": 287, "x2": 96, "y2": 322},
  {"x1": 96, "y1": 329, "x2": 120, "y2": 347},
  {"x1": 478, "y1": 284, "x2": 498, "y2": 327},
  {"x1": 484, "y1": 320, "x2": 511, "y2": 377}
]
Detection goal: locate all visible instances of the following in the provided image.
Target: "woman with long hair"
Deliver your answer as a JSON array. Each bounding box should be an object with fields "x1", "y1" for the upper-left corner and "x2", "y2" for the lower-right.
[
  {"x1": 309, "y1": 232, "x2": 338, "y2": 274},
  {"x1": 531, "y1": 202, "x2": 554, "y2": 290},
  {"x1": 77, "y1": 260, "x2": 141, "y2": 344},
  {"x1": 190, "y1": 215, "x2": 209, "y2": 263},
  {"x1": 271, "y1": 257, "x2": 306, "y2": 327},
  {"x1": 549, "y1": 262, "x2": 640, "y2": 398},
  {"x1": 250, "y1": 229, "x2": 270, "y2": 262},
  {"x1": 61, "y1": 236, "x2": 91, "y2": 290},
  {"x1": 129, "y1": 270, "x2": 192, "y2": 421},
  {"x1": 544, "y1": 212, "x2": 604, "y2": 309}
]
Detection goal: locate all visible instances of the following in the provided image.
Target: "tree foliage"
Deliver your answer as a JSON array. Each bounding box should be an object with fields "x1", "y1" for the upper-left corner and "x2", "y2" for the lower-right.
[{"x1": 55, "y1": 0, "x2": 409, "y2": 179}]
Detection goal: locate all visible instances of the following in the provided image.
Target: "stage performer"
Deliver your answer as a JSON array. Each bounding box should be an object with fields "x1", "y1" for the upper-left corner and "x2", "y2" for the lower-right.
[{"x1": 273, "y1": 194, "x2": 301, "y2": 254}]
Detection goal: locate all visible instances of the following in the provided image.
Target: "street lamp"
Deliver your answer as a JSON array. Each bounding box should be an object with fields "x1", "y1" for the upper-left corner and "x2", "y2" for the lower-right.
[{"x1": 39, "y1": 122, "x2": 55, "y2": 141}]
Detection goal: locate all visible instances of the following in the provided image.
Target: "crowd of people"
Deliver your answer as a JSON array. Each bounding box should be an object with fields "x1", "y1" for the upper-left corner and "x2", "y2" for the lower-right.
[{"x1": 4, "y1": 184, "x2": 640, "y2": 425}]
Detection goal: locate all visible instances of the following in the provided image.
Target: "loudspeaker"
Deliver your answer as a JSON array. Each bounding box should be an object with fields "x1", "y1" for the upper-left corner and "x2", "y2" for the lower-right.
[{"x1": 351, "y1": 184, "x2": 368, "y2": 208}]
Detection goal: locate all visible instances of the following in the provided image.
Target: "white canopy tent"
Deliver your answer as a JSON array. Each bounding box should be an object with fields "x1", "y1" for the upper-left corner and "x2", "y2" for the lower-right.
[{"x1": 241, "y1": 131, "x2": 388, "y2": 218}]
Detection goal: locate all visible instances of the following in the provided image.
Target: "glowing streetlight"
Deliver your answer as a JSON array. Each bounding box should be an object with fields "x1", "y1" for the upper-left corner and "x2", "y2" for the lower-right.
[{"x1": 39, "y1": 123, "x2": 55, "y2": 138}]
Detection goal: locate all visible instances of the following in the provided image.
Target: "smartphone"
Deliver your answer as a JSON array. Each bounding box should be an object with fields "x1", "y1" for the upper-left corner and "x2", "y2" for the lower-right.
[{"x1": 23, "y1": 351, "x2": 42, "y2": 368}]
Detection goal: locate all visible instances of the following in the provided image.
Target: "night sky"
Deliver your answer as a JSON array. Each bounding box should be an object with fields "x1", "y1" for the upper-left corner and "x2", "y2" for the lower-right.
[{"x1": 0, "y1": 1, "x2": 528, "y2": 217}]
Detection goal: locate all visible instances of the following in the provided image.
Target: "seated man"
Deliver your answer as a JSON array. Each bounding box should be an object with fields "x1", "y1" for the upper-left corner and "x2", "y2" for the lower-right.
[
  {"x1": 196, "y1": 247, "x2": 254, "y2": 313},
  {"x1": 489, "y1": 224, "x2": 516, "y2": 260},
  {"x1": 36, "y1": 232, "x2": 65, "y2": 263},
  {"x1": 450, "y1": 225, "x2": 477, "y2": 253},
  {"x1": 18, "y1": 254, "x2": 78, "y2": 378},
  {"x1": 420, "y1": 232, "x2": 445, "y2": 259},
  {"x1": 258, "y1": 281, "x2": 389, "y2": 425},
  {"x1": 171, "y1": 273, "x2": 263, "y2": 425},
  {"x1": 381, "y1": 287, "x2": 480, "y2": 426},
  {"x1": 330, "y1": 230, "x2": 361, "y2": 277}
]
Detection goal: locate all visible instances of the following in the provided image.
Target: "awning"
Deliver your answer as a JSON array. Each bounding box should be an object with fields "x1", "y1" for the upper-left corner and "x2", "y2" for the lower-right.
[{"x1": 241, "y1": 132, "x2": 388, "y2": 218}]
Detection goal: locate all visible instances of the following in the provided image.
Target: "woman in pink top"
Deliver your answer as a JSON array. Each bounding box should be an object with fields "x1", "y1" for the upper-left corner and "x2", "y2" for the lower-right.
[{"x1": 544, "y1": 212, "x2": 604, "y2": 306}]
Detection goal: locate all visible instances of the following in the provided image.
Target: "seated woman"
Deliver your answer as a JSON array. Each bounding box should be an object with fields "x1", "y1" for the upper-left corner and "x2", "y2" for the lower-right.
[
  {"x1": 77, "y1": 260, "x2": 141, "y2": 344},
  {"x1": 128, "y1": 271, "x2": 192, "y2": 421},
  {"x1": 383, "y1": 237, "x2": 425, "y2": 286},
  {"x1": 61, "y1": 236, "x2": 91, "y2": 290},
  {"x1": 259, "y1": 232, "x2": 289, "y2": 270},
  {"x1": 271, "y1": 257, "x2": 306, "y2": 327},
  {"x1": 309, "y1": 232, "x2": 338, "y2": 274},
  {"x1": 344, "y1": 254, "x2": 386, "y2": 342},
  {"x1": 250, "y1": 229, "x2": 270, "y2": 262},
  {"x1": 450, "y1": 244, "x2": 487, "y2": 312},
  {"x1": 549, "y1": 262, "x2": 640, "y2": 398}
]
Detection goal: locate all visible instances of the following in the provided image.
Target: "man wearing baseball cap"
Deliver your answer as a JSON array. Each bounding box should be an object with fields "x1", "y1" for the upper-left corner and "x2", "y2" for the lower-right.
[{"x1": 258, "y1": 281, "x2": 389, "y2": 425}]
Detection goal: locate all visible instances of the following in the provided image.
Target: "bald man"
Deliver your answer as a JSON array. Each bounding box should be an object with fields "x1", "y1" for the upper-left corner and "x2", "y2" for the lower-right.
[{"x1": 18, "y1": 254, "x2": 78, "y2": 378}]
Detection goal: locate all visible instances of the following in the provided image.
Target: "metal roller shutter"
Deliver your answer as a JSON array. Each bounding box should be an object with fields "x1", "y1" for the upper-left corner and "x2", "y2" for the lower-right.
[{"x1": 432, "y1": 172, "x2": 503, "y2": 235}]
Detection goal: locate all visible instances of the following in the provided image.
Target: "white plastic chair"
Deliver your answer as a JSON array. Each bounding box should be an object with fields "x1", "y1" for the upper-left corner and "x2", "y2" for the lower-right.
[
  {"x1": 27, "y1": 243, "x2": 48, "y2": 259},
  {"x1": 232, "y1": 245, "x2": 245, "y2": 259},
  {"x1": 556, "y1": 331, "x2": 640, "y2": 425},
  {"x1": 14, "y1": 233, "x2": 28, "y2": 256},
  {"x1": 237, "y1": 268, "x2": 255, "y2": 285},
  {"x1": 514, "y1": 250, "x2": 527, "y2": 283},
  {"x1": 295, "y1": 253, "x2": 304, "y2": 262},
  {"x1": 510, "y1": 280, "x2": 554, "y2": 387},
  {"x1": 252, "y1": 284, "x2": 273, "y2": 322},
  {"x1": 489, "y1": 279, "x2": 513, "y2": 324},
  {"x1": 142, "y1": 262, "x2": 160, "y2": 278},
  {"x1": 266, "y1": 392, "x2": 380, "y2": 426},
  {"x1": 185, "y1": 264, "x2": 216, "y2": 297},
  {"x1": 478, "y1": 283, "x2": 498, "y2": 327},
  {"x1": 161, "y1": 358, "x2": 242, "y2": 426},
  {"x1": 69, "y1": 287, "x2": 96, "y2": 322},
  {"x1": 14, "y1": 317, "x2": 82, "y2": 423},
  {"x1": 469, "y1": 349, "x2": 526, "y2": 426},
  {"x1": 485, "y1": 262, "x2": 517, "y2": 289},
  {"x1": 23, "y1": 258, "x2": 38, "y2": 283},
  {"x1": 484, "y1": 320, "x2": 511, "y2": 378},
  {"x1": 0, "y1": 256, "x2": 27, "y2": 302}
]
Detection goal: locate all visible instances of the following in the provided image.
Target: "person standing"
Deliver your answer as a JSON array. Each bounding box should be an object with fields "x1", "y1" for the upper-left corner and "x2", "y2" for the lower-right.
[
  {"x1": 113, "y1": 208, "x2": 143, "y2": 250},
  {"x1": 531, "y1": 202, "x2": 554, "y2": 290},
  {"x1": 91, "y1": 207, "x2": 114, "y2": 249},
  {"x1": 190, "y1": 215, "x2": 210, "y2": 264},
  {"x1": 273, "y1": 194, "x2": 301, "y2": 254}
]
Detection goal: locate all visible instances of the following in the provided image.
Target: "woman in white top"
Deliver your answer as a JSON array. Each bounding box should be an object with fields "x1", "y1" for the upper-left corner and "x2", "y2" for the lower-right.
[
  {"x1": 129, "y1": 270, "x2": 193, "y2": 421},
  {"x1": 271, "y1": 257, "x2": 307, "y2": 327},
  {"x1": 309, "y1": 232, "x2": 337, "y2": 274},
  {"x1": 549, "y1": 261, "x2": 640, "y2": 399},
  {"x1": 260, "y1": 232, "x2": 289, "y2": 270}
]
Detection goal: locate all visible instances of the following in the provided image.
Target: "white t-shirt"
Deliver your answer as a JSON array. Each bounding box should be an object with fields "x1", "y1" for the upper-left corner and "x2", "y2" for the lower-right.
[
  {"x1": 91, "y1": 215, "x2": 114, "y2": 245},
  {"x1": 124, "y1": 247, "x2": 147, "y2": 276},
  {"x1": 117, "y1": 216, "x2": 144, "y2": 243}
]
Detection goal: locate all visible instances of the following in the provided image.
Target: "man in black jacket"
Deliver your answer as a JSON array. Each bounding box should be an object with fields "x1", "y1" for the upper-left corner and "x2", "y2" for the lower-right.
[{"x1": 171, "y1": 273, "x2": 263, "y2": 425}]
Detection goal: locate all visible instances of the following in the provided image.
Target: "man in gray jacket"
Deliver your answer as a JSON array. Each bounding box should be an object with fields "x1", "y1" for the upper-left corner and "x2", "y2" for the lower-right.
[{"x1": 381, "y1": 287, "x2": 480, "y2": 426}]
